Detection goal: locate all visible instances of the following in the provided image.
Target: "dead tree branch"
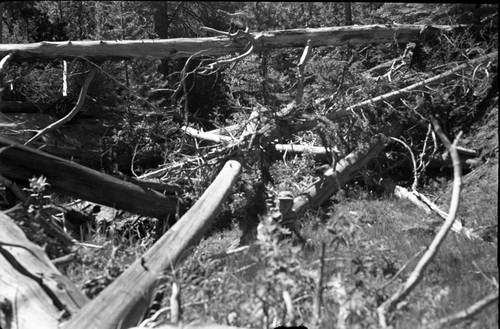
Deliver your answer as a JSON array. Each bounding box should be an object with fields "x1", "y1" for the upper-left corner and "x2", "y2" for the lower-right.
[
  {"x1": 24, "y1": 68, "x2": 96, "y2": 146},
  {"x1": 377, "y1": 117, "x2": 464, "y2": 328},
  {"x1": 326, "y1": 51, "x2": 498, "y2": 121},
  {"x1": 0, "y1": 136, "x2": 177, "y2": 218},
  {"x1": 429, "y1": 291, "x2": 499, "y2": 328},
  {"x1": 0, "y1": 212, "x2": 88, "y2": 328},
  {"x1": 63, "y1": 160, "x2": 242, "y2": 329}
]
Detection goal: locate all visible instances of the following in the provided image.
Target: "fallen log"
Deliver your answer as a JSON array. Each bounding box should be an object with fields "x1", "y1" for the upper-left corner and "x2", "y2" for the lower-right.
[
  {"x1": 0, "y1": 136, "x2": 177, "y2": 219},
  {"x1": 274, "y1": 143, "x2": 339, "y2": 155},
  {"x1": 0, "y1": 24, "x2": 460, "y2": 61},
  {"x1": 290, "y1": 133, "x2": 393, "y2": 215},
  {"x1": 62, "y1": 160, "x2": 242, "y2": 329},
  {"x1": 0, "y1": 212, "x2": 88, "y2": 329}
]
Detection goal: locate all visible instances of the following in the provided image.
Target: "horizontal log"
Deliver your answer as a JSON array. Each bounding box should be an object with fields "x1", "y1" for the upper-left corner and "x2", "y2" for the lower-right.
[
  {"x1": 0, "y1": 24, "x2": 460, "y2": 61},
  {"x1": 63, "y1": 160, "x2": 242, "y2": 329},
  {"x1": 0, "y1": 136, "x2": 176, "y2": 218}
]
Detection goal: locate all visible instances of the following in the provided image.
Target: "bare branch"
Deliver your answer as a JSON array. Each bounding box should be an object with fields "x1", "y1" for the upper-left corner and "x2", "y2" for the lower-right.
[
  {"x1": 429, "y1": 291, "x2": 499, "y2": 328},
  {"x1": 170, "y1": 282, "x2": 181, "y2": 324},
  {"x1": 377, "y1": 118, "x2": 464, "y2": 328},
  {"x1": 181, "y1": 126, "x2": 234, "y2": 143},
  {"x1": 390, "y1": 137, "x2": 418, "y2": 190},
  {"x1": 24, "y1": 68, "x2": 97, "y2": 146}
]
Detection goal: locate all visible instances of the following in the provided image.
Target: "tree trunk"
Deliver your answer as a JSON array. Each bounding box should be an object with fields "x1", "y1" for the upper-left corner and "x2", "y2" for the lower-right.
[
  {"x1": 0, "y1": 24, "x2": 460, "y2": 61},
  {"x1": 0, "y1": 136, "x2": 177, "y2": 219},
  {"x1": 291, "y1": 123, "x2": 402, "y2": 216},
  {"x1": 0, "y1": 212, "x2": 88, "y2": 329},
  {"x1": 62, "y1": 160, "x2": 242, "y2": 329}
]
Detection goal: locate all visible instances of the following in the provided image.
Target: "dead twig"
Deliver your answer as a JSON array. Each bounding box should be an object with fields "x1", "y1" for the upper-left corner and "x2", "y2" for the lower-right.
[
  {"x1": 376, "y1": 246, "x2": 426, "y2": 291},
  {"x1": 428, "y1": 291, "x2": 499, "y2": 328}
]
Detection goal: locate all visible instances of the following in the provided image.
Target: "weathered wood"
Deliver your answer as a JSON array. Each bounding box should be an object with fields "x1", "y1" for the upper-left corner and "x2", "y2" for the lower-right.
[
  {"x1": 0, "y1": 25, "x2": 460, "y2": 61},
  {"x1": 25, "y1": 68, "x2": 96, "y2": 146},
  {"x1": 291, "y1": 124, "x2": 401, "y2": 216},
  {"x1": 0, "y1": 136, "x2": 176, "y2": 218},
  {"x1": 0, "y1": 212, "x2": 88, "y2": 329},
  {"x1": 377, "y1": 117, "x2": 465, "y2": 327},
  {"x1": 274, "y1": 143, "x2": 338, "y2": 155},
  {"x1": 182, "y1": 126, "x2": 233, "y2": 143},
  {"x1": 63, "y1": 160, "x2": 242, "y2": 329},
  {"x1": 129, "y1": 325, "x2": 249, "y2": 329}
]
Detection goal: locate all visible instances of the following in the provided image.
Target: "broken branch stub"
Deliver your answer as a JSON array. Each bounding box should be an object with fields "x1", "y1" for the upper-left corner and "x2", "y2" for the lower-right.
[
  {"x1": 292, "y1": 133, "x2": 395, "y2": 216},
  {"x1": 0, "y1": 25, "x2": 462, "y2": 61}
]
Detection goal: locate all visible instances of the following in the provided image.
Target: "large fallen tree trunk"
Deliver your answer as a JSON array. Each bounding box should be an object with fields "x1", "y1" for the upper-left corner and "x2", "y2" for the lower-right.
[
  {"x1": 0, "y1": 136, "x2": 176, "y2": 218},
  {"x1": 0, "y1": 212, "x2": 88, "y2": 329},
  {"x1": 62, "y1": 160, "x2": 242, "y2": 329},
  {"x1": 0, "y1": 24, "x2": 459, "y2": 61}
]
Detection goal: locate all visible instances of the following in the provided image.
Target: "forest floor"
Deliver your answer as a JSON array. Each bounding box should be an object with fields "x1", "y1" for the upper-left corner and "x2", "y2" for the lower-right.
[{"x1": 56, "y1": 105, "x2": 498, "y2": 329}]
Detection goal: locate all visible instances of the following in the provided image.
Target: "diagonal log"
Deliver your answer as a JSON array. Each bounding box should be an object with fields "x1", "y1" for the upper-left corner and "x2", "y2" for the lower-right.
[
  {"x1": 292, "y1": 136, "x2": 387, "y2": 214},
  {"x1": 0, "y1": 136, "x2": 177, "y2": 218},
  {"x1": 0, "y1": 212, "x2": 88, "y2": 329},
  {"x1": 62, "y1": 160, "x2": 242, "y2": 329},
  {"x1": 290, "y1": 123, "x2": 402, "y2": 217}
]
